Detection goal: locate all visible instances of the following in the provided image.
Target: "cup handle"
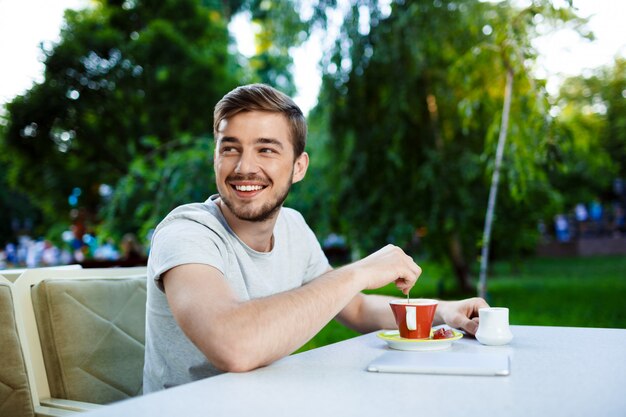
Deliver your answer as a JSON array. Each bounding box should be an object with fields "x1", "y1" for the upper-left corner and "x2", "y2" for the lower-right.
[{"x1": 406, "y1": 306, "x2": 417, "y2": 331}]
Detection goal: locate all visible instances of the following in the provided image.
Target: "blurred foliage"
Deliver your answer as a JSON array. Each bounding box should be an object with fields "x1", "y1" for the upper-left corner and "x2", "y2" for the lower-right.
[
  {"x1": 550, "y1": 57, "x2": 626, "y2": 207},
  {"x1": 310, "y1": 0, "x2": 586, "y2": 290},
  {"x1": 0, "y1": 0, "x2": 308, "y2": 243},
  {"x1": 0, "y1": 161, "x2": 42, "y2": 245},
  {"x1": 1, "y1": 0, "x2": 240, "y2": 240},
  {"x1": 100, "y1": 133, "x2": 216, "y2": 242},
  {"x1": 0, "y1": 0, "x2": 623, "y2": 294},
  {"x1": 245, "y1": 0, "x2": 306, "y2": 95}
]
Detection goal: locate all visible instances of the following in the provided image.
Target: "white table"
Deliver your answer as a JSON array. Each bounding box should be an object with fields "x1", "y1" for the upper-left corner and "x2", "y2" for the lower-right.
[{"x1": 84, "y1": 325, "x2": 626, "y2": 417}]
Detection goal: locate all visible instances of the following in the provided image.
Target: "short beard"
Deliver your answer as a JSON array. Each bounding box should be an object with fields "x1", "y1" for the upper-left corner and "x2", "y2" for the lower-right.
[{"x1": 220, "y1": 176, "x2": 292, "y2": 223}]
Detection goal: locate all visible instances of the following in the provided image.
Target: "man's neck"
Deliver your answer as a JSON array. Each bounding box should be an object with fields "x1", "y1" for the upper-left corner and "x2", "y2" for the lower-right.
[{"x1": 215, "y1": 199, "x2": 277, "y2": 252}]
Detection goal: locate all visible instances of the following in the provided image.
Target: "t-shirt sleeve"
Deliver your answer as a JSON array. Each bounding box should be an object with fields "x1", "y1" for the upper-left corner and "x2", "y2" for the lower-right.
[{"x1": 148, "y1": 217, "x2": 227, "y2": 292}]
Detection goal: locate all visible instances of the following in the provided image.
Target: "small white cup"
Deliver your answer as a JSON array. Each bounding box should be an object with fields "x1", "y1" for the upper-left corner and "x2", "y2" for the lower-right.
[{"x1": 476, "y1": 307, "x2": 513, "y2": 346}]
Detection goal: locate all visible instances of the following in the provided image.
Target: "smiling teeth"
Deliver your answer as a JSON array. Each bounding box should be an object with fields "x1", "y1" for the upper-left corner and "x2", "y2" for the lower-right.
[{"x1": 235, "y1": 185, "x2": 264, "y2": 191}]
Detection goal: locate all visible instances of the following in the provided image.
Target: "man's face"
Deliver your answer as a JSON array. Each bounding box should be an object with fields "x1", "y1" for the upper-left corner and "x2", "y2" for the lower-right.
[{"x1": 214, "y1": 111, "x2": 308, "y2": 223}]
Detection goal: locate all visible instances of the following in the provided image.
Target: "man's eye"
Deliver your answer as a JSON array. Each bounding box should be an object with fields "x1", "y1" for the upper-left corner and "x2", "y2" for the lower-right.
[
  {"x1": 221, "y1": 147, "x2": 238, "y2": 153},
  {"x1": 260, "y1": 148, "x2": 276, "y2": 154}
]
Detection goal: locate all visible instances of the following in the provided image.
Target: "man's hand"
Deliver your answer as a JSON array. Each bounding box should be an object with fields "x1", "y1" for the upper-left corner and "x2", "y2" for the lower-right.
[
  {"x1": 435, "y1": 297, "x2": 489, "y2": 336},
  {"x1": 345, "y1": 244, "x2": 422, "y2": 295}
]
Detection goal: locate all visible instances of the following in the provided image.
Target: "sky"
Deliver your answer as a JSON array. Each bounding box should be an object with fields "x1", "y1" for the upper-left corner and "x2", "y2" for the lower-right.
[{"x1": 0, "y1": 0, "x2": 625, "y2": 115}]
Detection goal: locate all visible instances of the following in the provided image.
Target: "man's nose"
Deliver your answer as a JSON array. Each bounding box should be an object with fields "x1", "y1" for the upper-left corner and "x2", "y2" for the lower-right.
[{"x1": 234, "y1": 150, "x2": 259, "y2": 174}]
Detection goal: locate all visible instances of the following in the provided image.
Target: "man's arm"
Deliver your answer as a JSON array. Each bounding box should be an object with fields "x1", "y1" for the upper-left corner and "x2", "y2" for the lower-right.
[
  {"x1": 163, "y1": 244, "x2": 420, "y2": 373},
  {"x1": 335, "y1": 293, "x2": 398, "y2": 334}
]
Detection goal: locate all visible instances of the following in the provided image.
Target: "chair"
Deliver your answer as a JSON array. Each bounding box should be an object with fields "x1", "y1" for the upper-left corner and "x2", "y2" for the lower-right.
[
  {"x1": 0, "y1": 276, "x2": 75, "y2": 417},
  {"x1": 12, "y1": 267, "x2": 147, "y2": 413},
  {"x1": 0, "y1": 265, "x2": 82, "y2": 283}
]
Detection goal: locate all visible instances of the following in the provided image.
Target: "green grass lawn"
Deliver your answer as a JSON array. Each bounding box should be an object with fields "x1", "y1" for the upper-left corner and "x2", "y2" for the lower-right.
[{"x1": 296, "y1": 255, "x2": 626, "y2": 352}]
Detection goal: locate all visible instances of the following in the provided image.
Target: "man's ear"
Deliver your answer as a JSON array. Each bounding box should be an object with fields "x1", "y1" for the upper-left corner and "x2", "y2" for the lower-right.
[{"x1": 292, "y1": 152, "x2": 309, "y2": 184}]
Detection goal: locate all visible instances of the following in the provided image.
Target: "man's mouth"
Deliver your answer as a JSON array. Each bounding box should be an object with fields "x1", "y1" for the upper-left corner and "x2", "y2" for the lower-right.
[
  {"x1": 233, "y1": 184, "x2": 265, "y2": 192},
  {"x1": 227, "y1": 175, "x2": 270, "y2": 196}
]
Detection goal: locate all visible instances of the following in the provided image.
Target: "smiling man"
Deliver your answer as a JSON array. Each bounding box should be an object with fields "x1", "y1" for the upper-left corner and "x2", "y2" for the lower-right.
[
  {"x1": 215, "y1": 110, "x2": 307, "y2": 228},
  {"x1": 143, "y1": 84, "x2": 488, "y2": 393}
]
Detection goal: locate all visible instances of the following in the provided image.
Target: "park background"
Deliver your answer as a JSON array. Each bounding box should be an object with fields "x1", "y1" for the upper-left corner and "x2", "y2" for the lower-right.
[{"x1": 1, "y1": 0, "x2": 625, "y2": 349}]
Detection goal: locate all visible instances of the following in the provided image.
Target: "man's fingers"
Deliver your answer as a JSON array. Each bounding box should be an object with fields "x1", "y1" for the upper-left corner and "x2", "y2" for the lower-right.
[
  {"x1": 464, "y1": 317, "x2": 480, "y2": 335},
  {"x1": 454, "y1": 316, "x2": 480, "y2": 336},
  {"x1": 394, "y1": 278, "x2": 412, "y2": 294},
  {"x1": 403, "y1": 254, "x2": 422, "y2": 278}
]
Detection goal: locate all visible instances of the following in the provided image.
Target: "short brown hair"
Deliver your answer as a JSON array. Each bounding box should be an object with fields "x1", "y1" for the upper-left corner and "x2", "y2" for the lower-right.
[{"x1": 213, "y1": 84, "x2": 307, "y2": 157}]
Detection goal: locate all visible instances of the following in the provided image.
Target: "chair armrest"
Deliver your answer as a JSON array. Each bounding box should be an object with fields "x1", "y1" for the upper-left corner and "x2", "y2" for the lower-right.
[
  {"x1": 34, "y1": 405, "x2": 79, "y2": 417},
  {"x1": 40, "y1": 397, "x2": 104, "y2": 412}
]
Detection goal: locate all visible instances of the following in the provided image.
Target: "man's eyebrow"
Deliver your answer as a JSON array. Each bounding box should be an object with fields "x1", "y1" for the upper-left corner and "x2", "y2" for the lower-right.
[
  {"x1": 256, "y1": 137, "x2": 284, "y2": 149},
  {"x1": 219, "y1": 136, "x2": 240, "y2": 144}
]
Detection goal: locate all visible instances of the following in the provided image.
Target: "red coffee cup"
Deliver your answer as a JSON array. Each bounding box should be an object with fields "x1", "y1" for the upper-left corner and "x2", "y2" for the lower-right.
[{"x1": 389, "y1": 299, "x2": 438, "y2": 339}]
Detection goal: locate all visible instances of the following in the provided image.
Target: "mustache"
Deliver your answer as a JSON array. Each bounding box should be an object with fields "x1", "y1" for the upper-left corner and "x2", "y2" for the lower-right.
[{"x1": 226, "y1": 174, "x2": 270, "y2": 185}]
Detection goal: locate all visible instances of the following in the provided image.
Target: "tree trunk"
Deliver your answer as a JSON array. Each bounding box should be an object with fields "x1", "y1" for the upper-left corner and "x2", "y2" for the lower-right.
[
  {"x1": 449, "y1": 233, "x2": 473, "y2": 293},
  {"x1": 478, "y1": 68, "x2": 514, "y2": 299}
]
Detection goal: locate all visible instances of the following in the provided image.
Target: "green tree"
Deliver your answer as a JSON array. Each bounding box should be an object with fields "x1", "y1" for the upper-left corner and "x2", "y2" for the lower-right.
[
  {"x1": 0, "y1": 0, "x2": 241, "y2": 239},
  {"x1": 98, "y1": 0, "x2": 316, "y2": 239},
  {"x1": 0, "y1": 0, "x2": 320, "y2": 244},
  {"x1": 313, "y1": 0, "x2": 582, "y2": 292},
  {"x1": 552, "y1": 58, "x2": 626, "y2": 207},
  {"x1": 474, "y1": 1, "x2": 585, "y2": 297},
  {"x1": 0, "y1": 162, "x2": 42, "y2": 246}
]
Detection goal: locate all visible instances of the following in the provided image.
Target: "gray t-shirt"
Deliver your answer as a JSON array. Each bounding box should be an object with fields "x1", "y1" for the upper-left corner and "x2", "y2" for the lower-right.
[{"x1": 143, "y1": 195, "x2": 330, "y2": 393}]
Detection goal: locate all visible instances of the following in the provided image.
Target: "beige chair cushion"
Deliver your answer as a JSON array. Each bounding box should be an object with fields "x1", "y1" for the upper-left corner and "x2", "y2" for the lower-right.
[
  {"x1": 0, "y1": 282, "x2": 35, "y2": 417},
  {"x1": 31, "y1": 277, "x2": 146, "y2": 404}
]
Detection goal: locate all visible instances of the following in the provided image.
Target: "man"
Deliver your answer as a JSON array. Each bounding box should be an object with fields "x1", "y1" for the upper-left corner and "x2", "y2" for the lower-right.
[{"x1": 143, "y1": 83, "x2": 488, "y2": 393}]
